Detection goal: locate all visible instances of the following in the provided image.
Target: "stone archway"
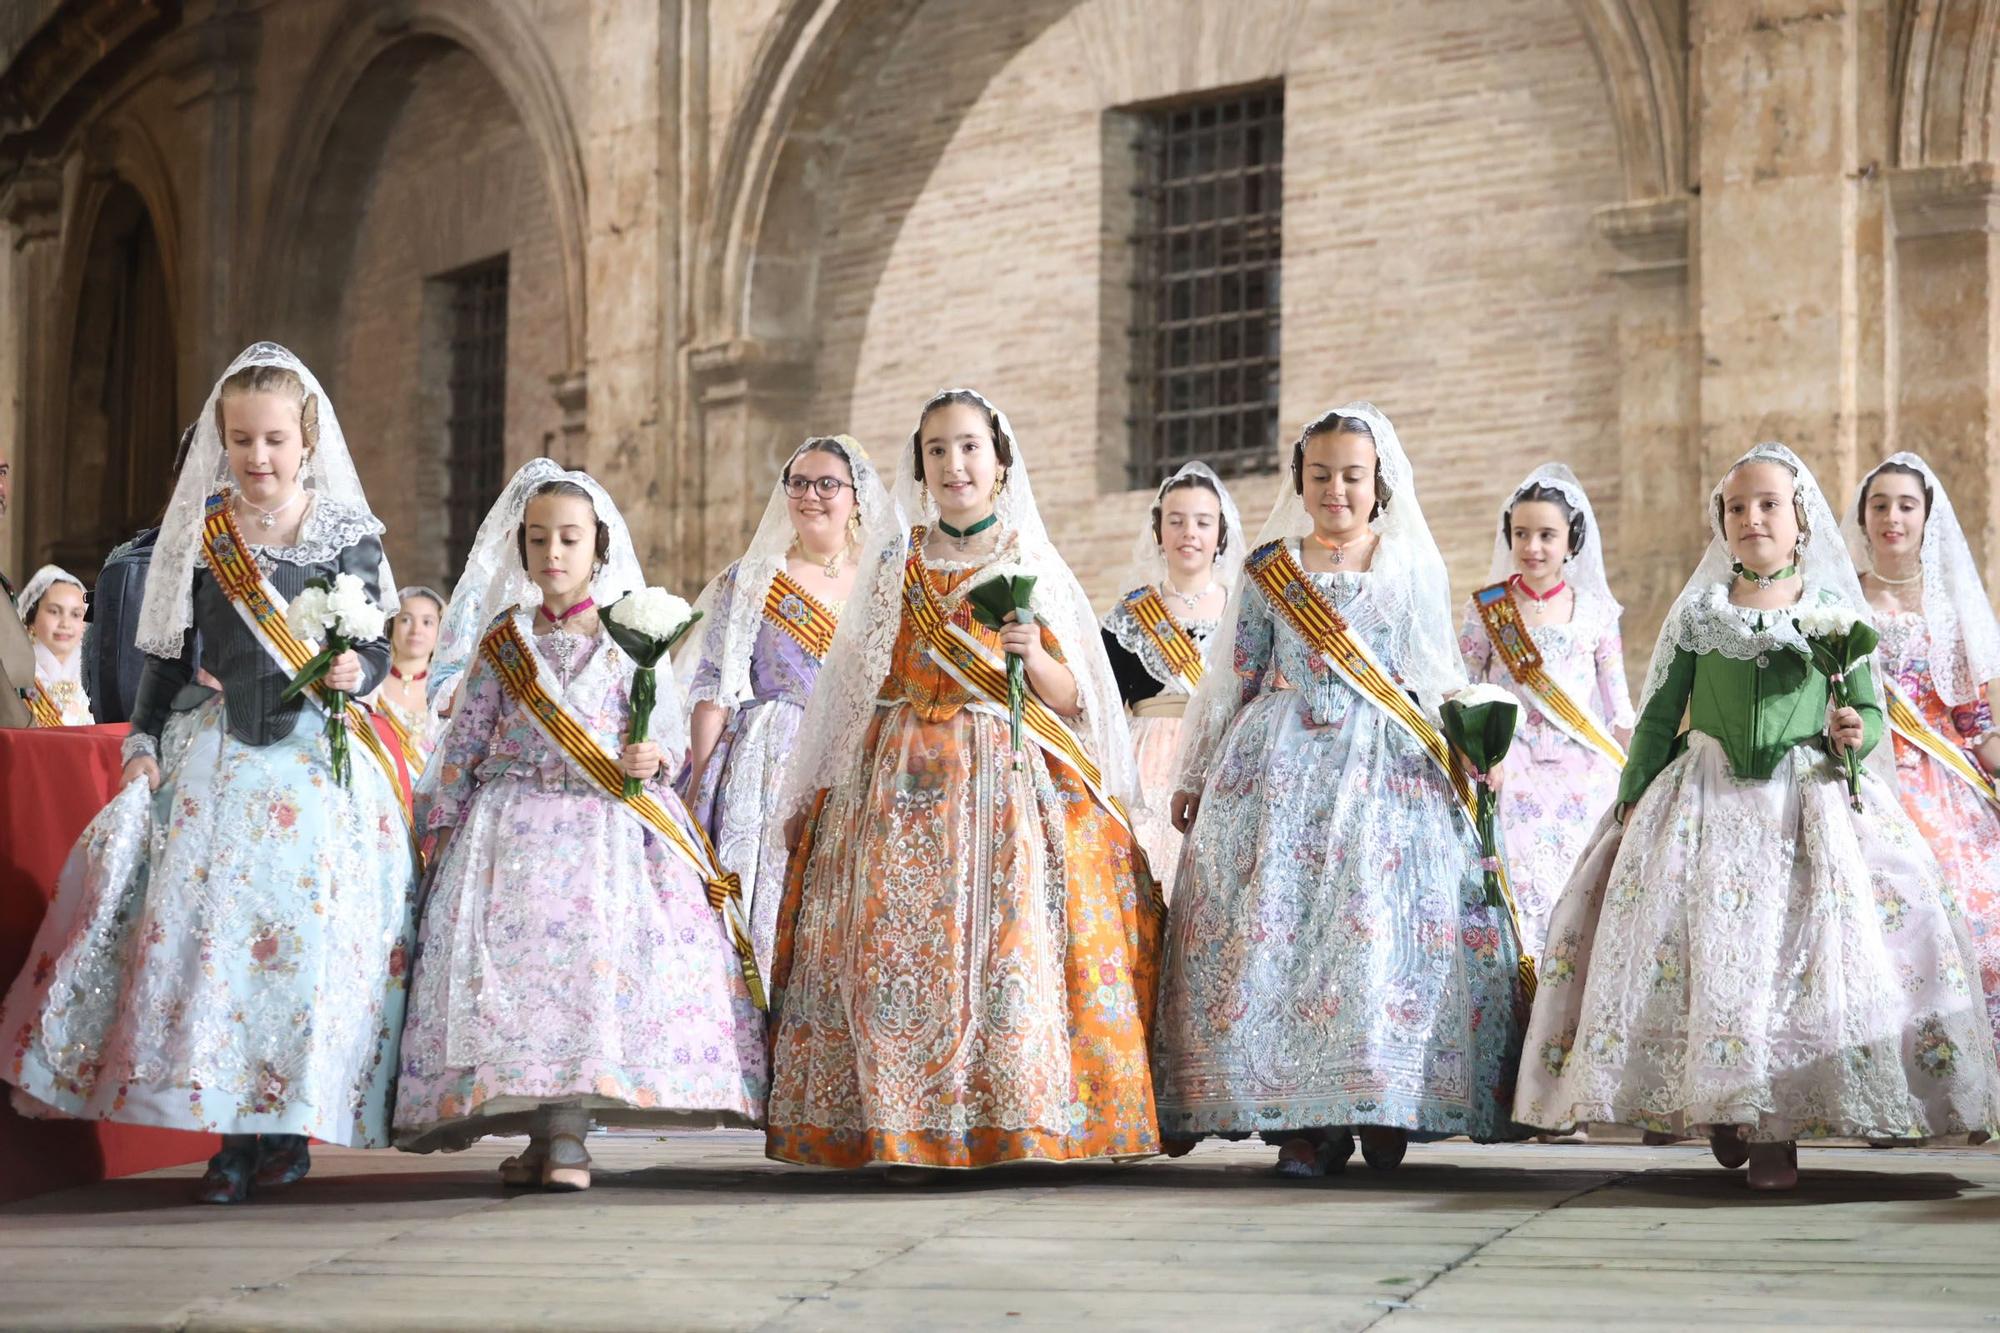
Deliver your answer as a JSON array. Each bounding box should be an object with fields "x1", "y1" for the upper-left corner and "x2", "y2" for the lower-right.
[{"x1": 40, "y1": 178, "x2": 178, "y2": 575}]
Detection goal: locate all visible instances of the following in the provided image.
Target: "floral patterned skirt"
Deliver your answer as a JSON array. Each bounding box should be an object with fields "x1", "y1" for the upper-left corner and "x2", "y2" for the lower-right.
[
  {"x1": 1515, "y1": 732, "x2": 2000, "y2": 1142},
  {"x1": 1129, "y1": 709, "x2": 1186, "y2": 903},
  {"x1": 392, "y1": 777, "x2": 768, "y2": 1151},
  {"x1": 1497, "y1": 739, "x2": 1622, "y2": 960},
  {"x1": 1, "y1": 697, "x2": 417, "y2": 1145},
  {"x1": 1152, "y1": 689, "x2": 1529, "y2": 1142},
  {"x1": 689, "y1": 695, "x2": 804, "y2": 979},
  {"x1": 764, "y1": 702, "x2": 1164, "y2": 1169},
  {"x1": 1889, "y1": 730, "x2": 2000, "y2": 1055}
]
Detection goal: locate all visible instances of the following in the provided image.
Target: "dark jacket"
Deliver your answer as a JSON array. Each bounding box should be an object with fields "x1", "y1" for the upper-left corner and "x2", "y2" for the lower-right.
[{"x1": 83, "y1": 527, "x2": 158, "y2": 724}]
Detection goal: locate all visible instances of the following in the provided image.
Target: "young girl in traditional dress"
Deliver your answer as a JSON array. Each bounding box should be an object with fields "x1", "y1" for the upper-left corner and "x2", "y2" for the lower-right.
[
  {"x1": 1845, "y1": 454, "x2": 2000, "y2": 1053},
  {"x1": 679, "y1": 437, "x2": 894, "y2": 975},
  {"x1": 393, "y1": 460, "x2": 766, "y2": 1191},
  {"x1": 15, "y1": 565, "x2": 93, "y2": 725},
  {"x1": 1100, "y1": 462, "x2": 1243, "y2": 900},
  {"x1": 1154, "y1": 403, "x2": 1529, "y2": 1178},
  {"x1": 369, "y1": 585, "x2": 444, "y2": 774},
  {"x1": 765, "y1": 389, "x2": 1164, "y2": 1177},
  {"x1": 1459, "y1": 465, "x2": 1633, "y2": 959},
  {"x1": 0, "y1": 342, "x2": 418, "y2": 1203},
  {"x1": 1515, "y1": 443, "x2": 2000, "y2": 1190}
]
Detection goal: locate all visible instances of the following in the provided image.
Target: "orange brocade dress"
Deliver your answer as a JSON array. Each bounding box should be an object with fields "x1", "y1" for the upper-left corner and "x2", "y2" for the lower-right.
[{"x1": 763, "y1": 551, "x2": 1165, "y2": 1169}]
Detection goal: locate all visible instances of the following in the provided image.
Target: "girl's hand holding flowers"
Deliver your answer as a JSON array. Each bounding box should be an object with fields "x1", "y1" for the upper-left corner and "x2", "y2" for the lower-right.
[
  {"x1": 1828, "y1": 705, "x2": 1864, "y2": 754},
  {"x1": 324, "y1": 649, "x2": 363, "y2": 694},
  {"x1": 998, "y1": 610, "x2": 1047, "y2": 668},
  {"x1": 619, "y1": 741, "x2": 662, "y2": 781}
]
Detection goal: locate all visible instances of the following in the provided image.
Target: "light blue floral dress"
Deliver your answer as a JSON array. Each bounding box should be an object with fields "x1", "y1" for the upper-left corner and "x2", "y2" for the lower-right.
[{"x1": 1152, "y1": 540, "x2": 1529, "y2": 1141}]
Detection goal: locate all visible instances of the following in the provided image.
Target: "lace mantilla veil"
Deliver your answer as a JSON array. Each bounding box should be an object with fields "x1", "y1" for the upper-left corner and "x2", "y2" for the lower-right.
[
  {"x1": 1842, "y1": 451, "x2": 2000, "y2": 708},
  {"x1": 14, "y1": 565, "x2": 84, "y2": 623},
  {"x1": 1116, "y1": 460, "x2": 1248, "y2": 599},
  {"x1": 674, "y1": 435, "x2": 897, "y2": 707},
  {"x1": 136, "y1": 342, "x2": 395, "y2": 658},
  {"x1": 1173, "y1": 401, "x2": 1469, "y2": 796},
  {"x1": 1486, "y1": 462, "x2": 1622, "y2": 638},
  {"x1": 1642, "y1": 441, "x2": 1893, "y2": 786},
  {"x1": 427, "y1": 457, "x2": 685, "y2": 754},
  {"x1": 778, "y1": 389, "x2": 1141, "y2": 819}
]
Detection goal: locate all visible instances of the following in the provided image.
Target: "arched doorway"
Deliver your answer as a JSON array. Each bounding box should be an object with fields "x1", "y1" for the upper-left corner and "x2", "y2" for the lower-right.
[{"x1": 50, "y1": 181, "x2": 177, "y2": 575}]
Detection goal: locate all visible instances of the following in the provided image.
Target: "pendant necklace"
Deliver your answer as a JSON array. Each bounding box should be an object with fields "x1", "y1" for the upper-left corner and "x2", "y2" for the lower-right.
[
  {"x1": 1870, "y1": 567, "x2": 1922, "y2": 587},
  {"x1": 1510, "y1": 574, "x2": 1568, "y2": 603},
  {"x1": 1731, "y1": 560, "x2": 1798, "y2": 591},
  {"x1": 239, "y1": 488, "x2": 304, "y2": 532},
  {"x1": 938, "y1": 512, "x2": 999, "y2": 552},
  {"x1": 798, "y1": 540, "x2": 843, "y2": 578},
  {"x1": 389, "y1": 665, "x2": 429, "y2": 683},
  {"x1": 1310, "y1": 530, "x2": 1368, "y2": 566},
  {"x1": 1163, "y1": 579, "x2": 1209, "y2": 615}
]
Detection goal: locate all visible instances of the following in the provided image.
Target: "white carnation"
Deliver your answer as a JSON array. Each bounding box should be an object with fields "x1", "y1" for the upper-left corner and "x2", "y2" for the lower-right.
[
  {"x1": 1451, "y1": 683, "x2": 1521, "y2": 713},
  {"x1": 286, "y1": 585, "x2": 332, "y2": 640},
  {"x1": 325, "y1": 572, "x2": 389, "y2": 641},
  {"x1": 1795, "y1": 604, "x2": 1860, "y2": 639},
  {"x1": 609, "y1": 586, "x2": 695, "y2": 640}
]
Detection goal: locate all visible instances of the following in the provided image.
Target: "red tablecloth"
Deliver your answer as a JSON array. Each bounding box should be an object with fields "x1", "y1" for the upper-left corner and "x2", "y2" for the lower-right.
[{"x1": 0, "y1": 724, "x2": 216, "y2": 1202}]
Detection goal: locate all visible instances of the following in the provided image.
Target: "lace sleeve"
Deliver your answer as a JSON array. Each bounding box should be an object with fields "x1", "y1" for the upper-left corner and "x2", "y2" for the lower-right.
[
  {"x1": 683, "y1": 563, "x2": 736, "y2": 706},
  {"x1": 1458, "y1": 599, "x2": 1492, "y2": 683},
  {"x1": 1173, "y1": 579, "x2": 1271, "y2": 797},
  {"x1": 1594, "y1": 618, "x2": 1637, "y2": 729},
  {"x1": 420, "y1": 650, "x2": 504, "y2": 832}
]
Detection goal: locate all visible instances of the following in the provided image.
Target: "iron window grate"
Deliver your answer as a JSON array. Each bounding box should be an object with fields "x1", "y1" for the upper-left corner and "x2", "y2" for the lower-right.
[{"x1": 443, "y1": 255, "x2": 510, "y2": 576}]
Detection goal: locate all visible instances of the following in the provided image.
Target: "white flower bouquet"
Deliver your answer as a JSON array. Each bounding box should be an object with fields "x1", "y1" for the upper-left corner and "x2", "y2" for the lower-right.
[
  {"x1": 1793, "y1": 602, "x2": 1879, "y2": 811},
  {"x1": 603, "y1": 587, "x2": 704, "y2": 797},
  {"x1": 283, "y1": 573, "x2": 390, "y2": 787},
  {"x1": 1440, "y1": 683, "x2": 1522, "y2": 908}
]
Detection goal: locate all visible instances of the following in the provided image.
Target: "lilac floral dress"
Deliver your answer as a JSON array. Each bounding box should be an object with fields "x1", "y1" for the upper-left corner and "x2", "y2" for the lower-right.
[
  {"x1": 392, "y1": 614, "x2": 768, "y2": 1150},
  {"x1": 685, "y1": 565, "x2": 836, "y2": 977},
  {"x1": 1459, "y1": 601, "x2": 1634, "y2": 959}
]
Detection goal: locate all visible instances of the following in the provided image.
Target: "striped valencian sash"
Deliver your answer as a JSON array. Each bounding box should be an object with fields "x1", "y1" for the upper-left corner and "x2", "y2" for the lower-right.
[
  {"x1": 1122, "y1": 586, "x2": 1206, "y2": 693},
  {"x1": 763, "y1": 568, "x2": 838, "y2": 662},
  {"x1": 1471, "y1": 581, "x2": 1626, "y2": 767},
  {"x1": 198, "y1": 493, "x2": 412, "y2": 831},
  {"x1": 1247, "y1": 542, "x2": 1475, "y2": 818},
  {"x1": 1884, "y1": 674, "x2": 2000, "y2": 807},
  {"x1": 374, "y1": 703, "x2": 416, "y2": 758},
  {"x1": 478, "y1": 615, "x2": 766, "y2": 1010},
  {"x1": 25, "y1": 680, "x2": 65, "y2": 728},
  {"x1": 902, "y1": 530, "x2": 1137, "y2": 838}
]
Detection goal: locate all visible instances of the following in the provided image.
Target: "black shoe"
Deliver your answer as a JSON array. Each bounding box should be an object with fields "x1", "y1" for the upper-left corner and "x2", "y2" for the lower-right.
[
  {"x1": 255, "y1": 1135, "x2": 312, "y2": 1188},
  {"x1": 1358, "y1": 1127, "x2": 1407, "y2": 1171},
  {"x1": 196, "y1": 1146, "x2": 257, "y2": 1205}
]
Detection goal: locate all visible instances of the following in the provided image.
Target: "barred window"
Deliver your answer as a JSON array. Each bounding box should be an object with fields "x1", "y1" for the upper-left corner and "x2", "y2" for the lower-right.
[
  {"x1": 1127, "y1": 85, "x2": 1283, "y2": 486},
  {"x1": 443, "y1": 254, "x2": 510, "y2": 576}
]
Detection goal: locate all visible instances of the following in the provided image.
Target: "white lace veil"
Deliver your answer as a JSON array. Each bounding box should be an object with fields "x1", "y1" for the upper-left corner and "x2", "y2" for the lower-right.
[
  {"x1": 1487, "y1": 463, "x2": 1621, "y2": 636},
  {"x1": 1174, "y1": 401, "x2": 1468, "y2": 794},
  {"x1": 14, "y1": 564, "x2": 83, "y2": 623},
  {"x1": 427, "y1": 457, "x2": 684, "y2": 752},
  {"x1": 136, "y1": 341, "x2": 393, "y2": 657},
  {"x1": 1640, "y1": 442, "x2": 1891, "y2": 784},
  {"x1": 1842, "y1": 452, "x2": 2000, "y2": 707},
  {"x1": 1118, "y1": 460, "x2": 1248, "y2": 599},
  {"x1": 674, "y1": 435, "x2": 896, "y2": 706},
  {"x1": 778, "y1": 388, "x2": 1138, "y2": 818}
]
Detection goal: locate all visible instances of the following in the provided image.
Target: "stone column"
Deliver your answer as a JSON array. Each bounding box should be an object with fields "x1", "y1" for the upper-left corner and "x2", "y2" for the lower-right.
[
  {"x1": 684, "y1": 338, "x2": 814, "y2": 592},
  {"x1": 1693, "y1": 0, "x2": 1892, "y2": 502},
  {"x1": 0, "y1": 164, "x2": 63, "y2": 576},
  {"x1": 582, "y1": 0, "x2": 664, "y2": 571},
  {"x1": 1596, "y1": 196, "x2": 1700, "y2": 658},
  {"x1": 1888, "y1": 162, "x2": 2000, "y2": 575}
]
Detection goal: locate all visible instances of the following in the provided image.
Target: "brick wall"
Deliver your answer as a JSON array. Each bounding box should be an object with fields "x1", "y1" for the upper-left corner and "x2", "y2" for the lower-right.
[
  {"x1": 328, "y1": 45, "x2": 569, "y2": 594},
  {"x1": 803, "y1": 0, "x2": 1625, "y2": 627}
]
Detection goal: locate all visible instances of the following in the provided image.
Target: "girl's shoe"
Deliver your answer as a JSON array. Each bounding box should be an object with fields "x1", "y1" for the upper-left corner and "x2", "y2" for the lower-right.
[
  {"x1": 1746, "y1": 1141, "x2": 1798, "y2": 1192},
  {"x1": 540, "y1": 1131, "x2": 592, "y2": 1192},
  {"x1": 883, "y1": 1166, "x2": 940, "y2": 1186},
  {"x1": 1358, "y1": 1127, "x2": 1407, "y2": 1171},
  {"x1": 1641, "y1": 1130, "x2": 1681, "y2": 1146},
  {"x1": 1708, "y1": 1127, "x2": 1749, "y2": 1170},
  {"x1": 1274, "y1": 1137, "x2": 1325, "y2": 1179},
  {"x1": 196, "y1": 1141, "x2": 258, "y2": 1205},
  {"x1": 498, "y1": 1140, "x2": 549, "y2": 1188},
  {"x1": 254, "y1": 1135, "x2": 312, "y2": 1188}
]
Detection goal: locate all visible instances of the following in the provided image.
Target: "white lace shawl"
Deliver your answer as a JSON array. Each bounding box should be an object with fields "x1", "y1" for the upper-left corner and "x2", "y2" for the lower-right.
[
  {"x1": 675, "y1": 437, "x2": 897, "y2": 707},
  {"x1": 1842, "y1": 451, "x2": 2000, "y2": 708},
  {"x1": 777, "y1": 389, "x2": 1140, "y2": 819},
  {"x1": 137, "y1": 342, "x2": 395, "y2": 657},
  {"x1": 1174, "y1": 401, "x2": 1469, "y2": 792}
]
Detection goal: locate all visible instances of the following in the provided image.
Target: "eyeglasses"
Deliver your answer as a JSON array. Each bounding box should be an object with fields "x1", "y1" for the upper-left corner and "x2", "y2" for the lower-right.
[{"x1": 783, "y1": 476, "x2": 855, "y2": 500}]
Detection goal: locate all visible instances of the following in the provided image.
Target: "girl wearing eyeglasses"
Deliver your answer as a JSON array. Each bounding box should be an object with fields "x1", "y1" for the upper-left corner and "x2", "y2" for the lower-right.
[{"x1": 676, "y1": 437, "x2": 896, "y2": 976}]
